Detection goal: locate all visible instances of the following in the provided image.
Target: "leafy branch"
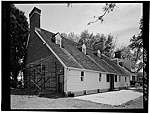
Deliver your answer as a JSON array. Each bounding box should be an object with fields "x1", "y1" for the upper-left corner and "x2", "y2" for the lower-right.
[{"x1": 87, "y1": 3, "x2": 117, "y2": 25}]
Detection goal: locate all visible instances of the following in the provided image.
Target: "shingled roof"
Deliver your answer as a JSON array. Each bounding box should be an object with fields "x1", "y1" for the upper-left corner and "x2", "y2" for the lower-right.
[{"x1": 35, "y1": 27, "x2": 128, "y2": 76}]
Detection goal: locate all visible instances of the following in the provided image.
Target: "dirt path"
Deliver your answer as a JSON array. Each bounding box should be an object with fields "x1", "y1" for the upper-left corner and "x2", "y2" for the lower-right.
[{"x1": 75, "y1": 90, "x2": 143, "y2": 106}]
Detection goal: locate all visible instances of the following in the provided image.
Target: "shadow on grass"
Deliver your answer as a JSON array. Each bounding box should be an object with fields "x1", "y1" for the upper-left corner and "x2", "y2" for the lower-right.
[
  {"x1": 11, "y1": 88, "x2": 66, "y2": 99},
  {"x1": 131, "y1": 89, "x2": 143, "y2": 93}
]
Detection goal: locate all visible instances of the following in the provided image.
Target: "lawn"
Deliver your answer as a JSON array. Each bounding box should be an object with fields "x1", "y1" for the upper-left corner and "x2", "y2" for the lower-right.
[{"x1": 11, "y1": 88, "x2": 143, "y2": 109}]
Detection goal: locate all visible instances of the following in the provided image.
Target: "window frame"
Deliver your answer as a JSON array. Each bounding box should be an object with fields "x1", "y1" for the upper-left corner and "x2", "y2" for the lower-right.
[
  {"x1": 81, "y1": 71, "x2": 84, "y2": 82},
  {"x1": 99, "y1": 73, "x2": 102, "y2": 82}
]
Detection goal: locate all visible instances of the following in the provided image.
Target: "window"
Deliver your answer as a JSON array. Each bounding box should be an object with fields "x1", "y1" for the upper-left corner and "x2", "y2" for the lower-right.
[
  {"x1": 82, "y1": 48, "x2": 86, "y2": 54},
  {"x1": 99, "y1": 73, "x2": 101, "y2": 82},
  {"x1": 115, "y1": 75, "x2": 117, "y2": 82},
  {"x1": 97, "y1": 50, "x2": 101, "y2": 58},
  {"x1": 57, "y1": 39, "x2": 60, "y2": 45},
  {"x1": 125, "y1": 77, "x2": 126, "y2": 82},
  {"x1": 132, "y1": 76, "x2": 135, "y2": 81},
  {"x1": 107, "y1": 74, "x2": 110, "y2": 82},
  {"x1": 82, "y1": 44, "x2": 86, "y2": 54},
  {"x1": 81, "y1": 71, "x2": 84, "y2": 81},
  {"x1": 55, "y1": 33, "x2": 62, "y2": 47},
  {"x1": 119, "y1": 76, "x2": 121, "y2": 82}
]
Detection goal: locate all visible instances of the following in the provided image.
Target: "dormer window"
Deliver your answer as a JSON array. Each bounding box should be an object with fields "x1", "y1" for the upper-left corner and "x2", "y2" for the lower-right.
[
  {"x1": 55, "y1": 32, "x2": 62, "y2": 48},
  {"x1": 97, "y1": 49, "x2": 101, "y2": 58},
  {"x1": 82, "y1": 44, "x2": 86, "y2": 54}
]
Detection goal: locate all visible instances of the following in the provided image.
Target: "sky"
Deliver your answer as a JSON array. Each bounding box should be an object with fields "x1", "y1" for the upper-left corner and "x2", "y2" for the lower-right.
[{"x1": 15, "y1": 3, "x2": 142, "y2": 48}]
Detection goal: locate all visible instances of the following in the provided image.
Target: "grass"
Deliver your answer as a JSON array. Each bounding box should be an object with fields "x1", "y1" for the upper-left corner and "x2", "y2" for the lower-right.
[{"x1": 11, "y1": 88, "x2": 143, "y2": 109}]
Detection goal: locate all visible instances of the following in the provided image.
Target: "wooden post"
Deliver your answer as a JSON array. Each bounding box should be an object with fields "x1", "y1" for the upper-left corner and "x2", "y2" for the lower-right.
[
  {"x1": 55, "y1": 61, "x2": 57, "y2": 92},
  {"x1": 34, "y1": 68, "x2": 35, "y2": 89},
  {"x1": 41, "y1": 59, "x2": 42, "y2": 93},
  {"x1": 43, "y1": 65, "x2": 45, "y2": 89}
]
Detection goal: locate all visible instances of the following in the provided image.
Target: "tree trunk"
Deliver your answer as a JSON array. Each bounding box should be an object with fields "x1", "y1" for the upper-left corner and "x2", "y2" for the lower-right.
[{"x1": 12, "y1": 69, "x2": 19, "y2": 81}]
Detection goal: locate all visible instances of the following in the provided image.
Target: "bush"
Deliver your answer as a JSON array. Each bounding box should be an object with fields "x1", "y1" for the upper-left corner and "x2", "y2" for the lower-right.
[
  {"x1": 10, "y1": 78, "x2": 17, "y2": 88},
  {"x1": 135, "y1": 83, "x2": 140, "y2": 89}
]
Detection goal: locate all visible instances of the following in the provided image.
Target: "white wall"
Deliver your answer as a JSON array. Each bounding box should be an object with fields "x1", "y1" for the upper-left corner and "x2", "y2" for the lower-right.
[
  {"x1": 114, "y1": 75, "x2": 130, "y2": 88},
  {"x1": 66, "y1": 69, "x2": 130, "y2": 92},
  {"x1": 66, "y1": 69, "x2": 110, "y2": 92}
]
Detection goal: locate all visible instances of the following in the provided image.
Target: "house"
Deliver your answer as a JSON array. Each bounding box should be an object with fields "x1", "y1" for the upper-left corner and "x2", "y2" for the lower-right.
[
  {"x1": 24, "y1": 7, "x2": 130, "y2": 96},
  {"x1": 123, "y1": 58, "x2": 137, "y2": 82},
  {"x1": 111, "y1": 51, "x2": 137, "y2": 84}
]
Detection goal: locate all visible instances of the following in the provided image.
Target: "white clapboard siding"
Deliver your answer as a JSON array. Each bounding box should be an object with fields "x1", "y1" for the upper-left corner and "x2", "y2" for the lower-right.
[
  {"x1": 114, "y1": 76, "x2": 130, "y2": 88},
  {"x1": 67, "y1": 69, "x2": 110, "y2": 92}
]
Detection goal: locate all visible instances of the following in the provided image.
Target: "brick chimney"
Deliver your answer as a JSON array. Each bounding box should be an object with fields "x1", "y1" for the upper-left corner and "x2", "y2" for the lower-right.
[
  {"x1": 114, "y1": 50, "x2": 122, "y2": 59},
  {"x1": 29, "y1": 7, "x2": 41, "y2": 34}
]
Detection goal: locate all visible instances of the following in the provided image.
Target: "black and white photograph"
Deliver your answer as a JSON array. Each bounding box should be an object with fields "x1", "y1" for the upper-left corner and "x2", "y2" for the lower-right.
[{"x1": 2, "y1": 1, "x2": 148, "y2": 112}]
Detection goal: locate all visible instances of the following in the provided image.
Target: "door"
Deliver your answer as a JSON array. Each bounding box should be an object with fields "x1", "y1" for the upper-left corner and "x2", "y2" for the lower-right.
[
  {"x1": 110, "y1": 74, "x2": 114, "y2": 90},
  {"x1": 58, "y1": 74, "x2": 64, "y2": 93}
]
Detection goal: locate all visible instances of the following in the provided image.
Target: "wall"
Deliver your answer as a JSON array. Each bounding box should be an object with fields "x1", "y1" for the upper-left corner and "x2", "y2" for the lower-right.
[
  {"x1": 114, "y1": 75, "x2": 130, "y2": 88},
  {"x1": 66, "y1": 69, "x2": 110, "y2": 92},
  {"x1": 25, "y1": 53, "x2": 64, "y2": 92},
  {"x1": 25, "y1": 32, "x2": 53, "y2": 65},
  {"x1": 123, "y1": 58, "x2": 131, "y2": 70},
  {"x1": 66, "y1": 69, "x2": 130, "y2": 96}
]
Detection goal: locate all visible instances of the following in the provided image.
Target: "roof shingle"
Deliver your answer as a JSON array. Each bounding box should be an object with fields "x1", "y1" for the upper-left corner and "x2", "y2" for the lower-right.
[{"x1": 35, "y1": 27, "x2": 129, "y2": 76}]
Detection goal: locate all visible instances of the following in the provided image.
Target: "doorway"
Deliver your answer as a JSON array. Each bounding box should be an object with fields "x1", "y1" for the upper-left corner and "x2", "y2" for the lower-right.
[
  {"x1": 109, "y1": 74, "x2": 114, "y2": 90},
  {"x1": 58, "y1": 74, "x2": 64, "y2": 93}
]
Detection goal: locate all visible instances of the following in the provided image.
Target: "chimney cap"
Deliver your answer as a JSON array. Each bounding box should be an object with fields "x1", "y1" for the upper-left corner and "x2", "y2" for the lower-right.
[{"x1": 29, "y1": 7, "x2": 41, "y2": 17}]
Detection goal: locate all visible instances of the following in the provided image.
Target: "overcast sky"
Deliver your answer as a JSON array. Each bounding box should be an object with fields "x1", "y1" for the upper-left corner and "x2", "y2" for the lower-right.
[{"x1": 15, "y1": 3, "x2": 142, "y2": 48}]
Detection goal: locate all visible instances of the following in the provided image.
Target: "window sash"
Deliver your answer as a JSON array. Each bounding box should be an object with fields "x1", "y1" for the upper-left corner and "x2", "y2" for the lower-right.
[
  {"x1": 81, "y1": 71, "x2": 84, "y2": 81},
  {"x1": 81, "y1": 76, "x2": 84, "y2": 81},
  {"x1": 99, "y1": 73, "x2": 101, "y2": 82}
]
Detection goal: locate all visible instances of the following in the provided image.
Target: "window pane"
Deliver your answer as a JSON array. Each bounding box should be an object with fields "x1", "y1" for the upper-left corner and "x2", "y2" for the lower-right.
[
  {"x1": 81, "y1": 76, "x2": 84, "y2": 81},
  {"x1": 57, "y1": 39, "x2": 60, "y2": 44},
  {"x1": 99, "y1": 73, "x2": 101, "y2": 81},
  {"x1": 81, "y1": 71, "x2": 84, "y2": 76},
  {"x1": 115, "y1": 75, "x2": 117, "y2": 82},
  {"x1": 107, "y1": 74, "x2": 109, "y2": 82},
  {"x1": 132, "y1": 76, "x2": 135, "y2": 81}
]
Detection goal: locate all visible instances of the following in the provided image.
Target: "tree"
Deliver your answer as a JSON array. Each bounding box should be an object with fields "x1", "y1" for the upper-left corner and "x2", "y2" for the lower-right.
[
  {"x1": 129, "y1": 17, "x2": 143, "y2": 72},
  {"x1": 61, "y1": 32, "x2": 80, "y2": 43},
  {"x1": 136, "y1": 72, "x2": 143, "y2": 86},
  {"x1": 115, "y1": 45, "x2": 134, "y2": 59},
  {"x1": 10, "y1": 4, "x2": 29, "y2": 81},
  {"x1": 78, "y1": 30, "x2": 94, "y2": 47},
  {"x1": 78, "y1": 30, "x2": 116, "y2": 58}
]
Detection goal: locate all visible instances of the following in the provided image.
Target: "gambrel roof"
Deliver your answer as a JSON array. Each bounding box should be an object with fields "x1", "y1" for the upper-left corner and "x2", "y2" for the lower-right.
[{"x1": 35, "y1": 27, "x2": 129, "y2": 76}]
